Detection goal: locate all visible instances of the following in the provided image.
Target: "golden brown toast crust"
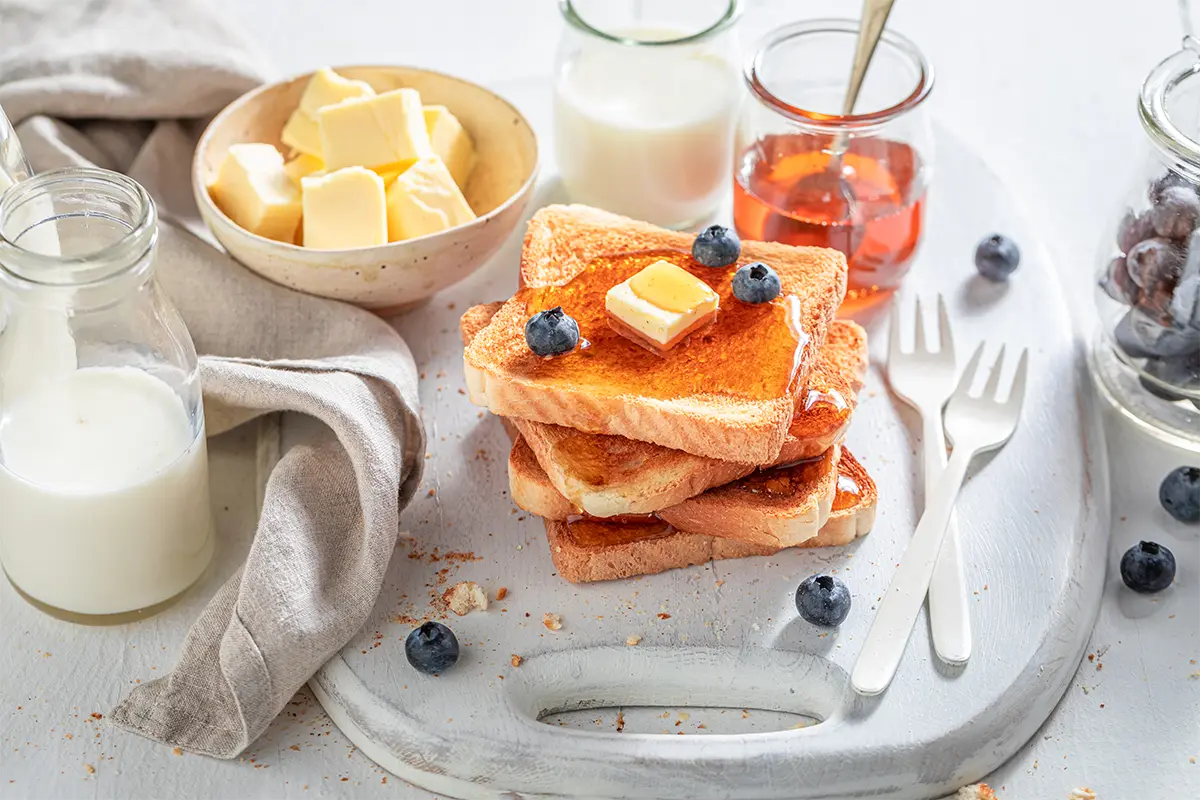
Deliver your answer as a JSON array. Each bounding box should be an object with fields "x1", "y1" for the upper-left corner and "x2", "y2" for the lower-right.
[
  {"x1": 464, "y1": 303, "x2": 867, "y2": 517},
  {"x1": 459, "y1": 301, "x2": 505, "y2": 347},
  {"x1": 544, "y1": 449, "x2": 877, "y2": 583},
  {"x1": 511, "y1": 431, "x2": 841, "y2": 547},
  {"x1": 463, "y1": 205, "x2": 848, "y2": 464},
  {"x1": 656, "y1": 447, "x2": 839, "y2": 548},
  {"x1": 509, "y1": 434, "x2": 576, "y2": 520}
]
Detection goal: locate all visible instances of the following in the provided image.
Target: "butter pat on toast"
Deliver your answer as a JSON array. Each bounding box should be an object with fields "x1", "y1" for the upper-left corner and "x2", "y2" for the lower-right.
[
  {"x1": 543, "y1": 449, "x2": 877, "y2": 583},
  {"x1": 463, "y1": 205, "x2": 848, "y2": 464},
  {"x1": 461, "y1": 303, "x2": 867, "y2": 517}
]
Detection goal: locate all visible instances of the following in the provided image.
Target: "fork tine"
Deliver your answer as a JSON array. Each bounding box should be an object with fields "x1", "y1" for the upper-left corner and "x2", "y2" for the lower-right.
[
  {"x1": 937, "y1": 294, "x2": 954, "y2": 359},
  {"x1": 1004, "y1": 348, "x2": 1030, "y2": 408},
  {"x1": 913, "y1": 296, "x2": 927, "y2": 353},
  {"x1": 954, "y1": 342, "x2": 987, "y2": 398},
  {"x1": 982, "y1": 345, "x2": 1007, "y2": 399},
  {"x1": 889, "y1": 303, "x2": 904, "y2": 359}
]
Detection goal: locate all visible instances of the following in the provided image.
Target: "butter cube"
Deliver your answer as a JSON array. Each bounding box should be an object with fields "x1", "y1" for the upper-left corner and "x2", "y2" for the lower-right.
[
  {"x1": 280, "y1": 68, "x2": 375, "y2": 159},
  {"x1": 209, "y1": 143, "x2": 301, "y2": 242},
  {"x1": 301, "y1": 167, "x2": 388, "y2": 249},
  {"x1": 605, "y1": 260, "x2": 719, "y2": 349},
  {"x1": 423, "y1": 105, "x2": 476, "y2": 188},
  {"x1": 283, "y1": 153, "x2": 325, "y2": 186},
  {"x1": 280, "y1": 110, "x2": 322, "y2": 158},
  {"x1": 318, "y1": 88, "x2": 433, "y2": 171},
  {"x1": 385, "y1": 157, "x2": 476, "y2": 241},
  {"x1": 297, "y1": 67, "x2": 375, "y2": 117}
]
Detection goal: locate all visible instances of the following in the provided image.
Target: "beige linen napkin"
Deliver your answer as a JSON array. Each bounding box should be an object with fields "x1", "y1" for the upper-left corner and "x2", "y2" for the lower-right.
[{"x1": 0, "y1": 0, "x2": 426, "y2": 758}]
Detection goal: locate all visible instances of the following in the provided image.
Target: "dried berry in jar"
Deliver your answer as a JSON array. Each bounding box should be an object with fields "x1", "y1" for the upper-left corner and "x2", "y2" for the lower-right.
[
  {"x1": 1148, "y1": 171, "x2": 1196, "y2": 205},
  {"x1": 1125, "y1": 238, "x2": 1183, "y2": 320},
  {"x1": 1150, "y1": 185, "x2": 1200, "y2": 240},
  {"x1": 1100, "y1": 256, "x2": 1141, "y2": 305},
  {"x1": 1118, "y1": 209, "x2": 1156, "y2": 254}
]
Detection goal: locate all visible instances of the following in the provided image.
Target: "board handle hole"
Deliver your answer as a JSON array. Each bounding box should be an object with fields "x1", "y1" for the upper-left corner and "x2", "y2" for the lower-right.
[{"x1": 539, "y1": 704, "x2": 822, "y2": 735}]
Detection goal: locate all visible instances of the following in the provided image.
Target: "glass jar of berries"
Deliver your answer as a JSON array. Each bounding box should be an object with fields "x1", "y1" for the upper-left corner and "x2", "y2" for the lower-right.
[{"x1": 1093, "y1": 38, "x2": 1200, "y2": 449}]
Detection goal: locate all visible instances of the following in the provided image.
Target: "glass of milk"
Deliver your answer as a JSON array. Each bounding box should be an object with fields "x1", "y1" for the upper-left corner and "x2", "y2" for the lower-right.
[
  {"x1": 0, "y1": 167, "x2": 213, "y2": 621},
  {"x1": 554, "y1": 0, "x2": 743, "y2": 229}
]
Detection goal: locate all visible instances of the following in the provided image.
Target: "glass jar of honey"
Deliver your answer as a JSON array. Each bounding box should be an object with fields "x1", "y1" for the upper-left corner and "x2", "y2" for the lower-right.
[{"x1": 734, "y1": 19, "x2": 934, "y2": 310}]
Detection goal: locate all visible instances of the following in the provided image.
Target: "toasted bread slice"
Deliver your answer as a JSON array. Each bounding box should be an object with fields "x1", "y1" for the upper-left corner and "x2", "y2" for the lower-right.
[
  {"x1": 463, "y1": 303, "x2": 867, "y2": 517},
  {"x1": 544, "y1": 450, "x2": 877, "y2": 583},
  {"x1": 463, "y1": 205, "x2": 848, "y2": 464},
  {"x1": 511, "y1": 433, "x2": 842, "y2": 548}
]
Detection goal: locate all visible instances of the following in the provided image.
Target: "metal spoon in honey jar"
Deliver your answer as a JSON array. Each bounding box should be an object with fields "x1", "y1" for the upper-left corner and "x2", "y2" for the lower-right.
[{"x1": 763, "y1": 0, "x2": 898, "y2": 255}]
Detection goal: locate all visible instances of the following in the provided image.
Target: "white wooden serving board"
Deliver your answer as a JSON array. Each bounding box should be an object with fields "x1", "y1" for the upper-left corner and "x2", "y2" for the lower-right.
[{"x1": 305, "y1": 83, "x2": 1110, "y2": 800}]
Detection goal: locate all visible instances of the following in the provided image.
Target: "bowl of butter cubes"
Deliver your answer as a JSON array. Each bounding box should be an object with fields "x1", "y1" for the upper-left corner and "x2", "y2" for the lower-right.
[{"x1": 193, "y1": 66, "x2": 538, "y2": 313}]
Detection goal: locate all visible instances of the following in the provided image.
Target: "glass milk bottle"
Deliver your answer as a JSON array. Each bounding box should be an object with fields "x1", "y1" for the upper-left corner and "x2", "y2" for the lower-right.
[
  {"x1": 0, "y1": 167, "x2": 213, "y2": 620},
  {"x1": 553, "y1": 0, "x2": 742, "y2": 229}
]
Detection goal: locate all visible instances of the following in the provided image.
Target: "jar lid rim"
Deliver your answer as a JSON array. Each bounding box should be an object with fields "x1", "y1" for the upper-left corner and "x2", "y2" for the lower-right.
[
  {"x1": 0, "y1": 167, "x2": 156, "y2": 288},
  {"x1": 559, "y1": 0, "x2": 742, "y2": 47},
  {"x1": 1140, "y1": 37, "x2": 1200, "y2": 168},
  {"x1": 743, "y1": 18, "x2": 934, "y2": 129}
]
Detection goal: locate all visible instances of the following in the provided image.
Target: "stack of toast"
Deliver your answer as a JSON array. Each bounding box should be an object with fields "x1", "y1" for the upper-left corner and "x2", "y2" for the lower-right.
[{"x1": 460, "y1": 205, "x2": 877, "y2": 583}]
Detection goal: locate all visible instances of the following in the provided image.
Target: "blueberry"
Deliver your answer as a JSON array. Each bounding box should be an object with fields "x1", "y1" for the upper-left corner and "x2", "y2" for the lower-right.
[
  {"x1": 795, "y1": 574, "x2": 851, "y2": 627},
  {"x1": 1117, "y1": 210, "x2": 1155, "y2": 254},
  {"x1": 1113, "y1": 312, "x2": 1156, "y2": 359},
  {"x1": 1170, "y1": 275, "x2": 1200, "y2": 330},
  {"x1": 1099, "y1": 256, "x2": 1140, "y2": 305},
  {"x1": 405, "y1": 621, "x2": 460, "y2": 674},
  {"x1": 974, "y1": 234, "x2": 1020, "y2": 281},
  {"x1": 524, "y1": 306, "x2": 580, "y2": 357},
  {"x1": 1120, "y1": 541, "x2": 1177, "y2": 593},
  {"x1": 1160, "y1": 466, "x2": 1200, "y2": 523},
  {"x1": 1114, "y1": 309, "x2": 1200, "y2": 359},
  {"x1": 1148, "y1": 171, "x2": 1194, "y2": 205},
  {"x1": 731, "y1": 262, "x2": 781, "y2": 304},
  {"x1": 1140, "y1": 351, "x2": 1199, "y2": 401},
  {"x1": 692, "y1": 225, "x2": 741, "y2": 268}
]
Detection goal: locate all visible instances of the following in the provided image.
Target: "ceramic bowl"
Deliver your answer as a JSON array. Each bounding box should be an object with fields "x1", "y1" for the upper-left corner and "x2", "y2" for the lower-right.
[{"x1": 193, "y1": 66, "x2": 538, "y2": 313}]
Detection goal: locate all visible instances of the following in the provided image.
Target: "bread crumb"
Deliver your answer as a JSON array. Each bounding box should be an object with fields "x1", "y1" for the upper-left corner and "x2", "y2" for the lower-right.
[
  {"x1": 1068, "y1": 789, "x2": 1096, "y2": 800},
  {"x1": 172, "y1": 747, "x2": 182, "y2": 756},
  {"x1": 495, "y1": 587, "x2": 508, "y2": 601},
  {"x1": 657, "y1": 613, "x2": 671, "y2": 620},
  {"x1": 84, "y1": 764, "x2": 95, "y2": 776},
  {"x1": 510, "y1": 654, "x2": 523, "y2": 667},
  {"x1": 955, "y1": 785, "x2": 996, "y2": 800},
  {"x1": 543, "y1": 613, "x2": 563, "y2": 631},
  {"x1": 626, "y1": 635, "x2": 641, "y2": 646},
  {"x1": 442, "y1": 582, "x2": 488, "y2": 616}
]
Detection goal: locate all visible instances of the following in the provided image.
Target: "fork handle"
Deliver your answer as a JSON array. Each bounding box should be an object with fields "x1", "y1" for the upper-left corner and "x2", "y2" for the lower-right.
[
  {"x1": 852, "y1": 446, "x2": 974, "y2": 696},
  {"x1": 922, "y1": 415, "x2": 972, "y2": 665}
]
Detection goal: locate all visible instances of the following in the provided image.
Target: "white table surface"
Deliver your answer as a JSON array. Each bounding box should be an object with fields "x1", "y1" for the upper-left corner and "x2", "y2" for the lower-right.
[{"x1": 2, "y1": 1, "x2": 1198, "y2": 798}]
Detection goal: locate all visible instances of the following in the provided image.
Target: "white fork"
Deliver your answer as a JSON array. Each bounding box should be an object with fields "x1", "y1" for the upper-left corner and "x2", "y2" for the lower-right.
[
  {"x1": 886, "y1": 295, "x2": 972, "y2": 665},
  {"x1": 853, "y1": 342, "x2": 1029, "y2": 696}
]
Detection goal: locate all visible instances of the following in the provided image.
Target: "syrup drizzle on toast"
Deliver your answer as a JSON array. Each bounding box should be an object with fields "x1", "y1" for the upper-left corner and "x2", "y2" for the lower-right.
[{"x1": 514, "y1": 249, "x2": 809, "y2": 402}]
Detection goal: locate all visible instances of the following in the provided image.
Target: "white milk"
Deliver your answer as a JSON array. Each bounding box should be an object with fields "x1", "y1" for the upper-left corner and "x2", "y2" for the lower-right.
[
  {"x1": 0, "y1": 366, "x2": 213, "y2": 615},
  {"x1": 554, "y1": 34, "x2": 740, "y2": 228}
]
